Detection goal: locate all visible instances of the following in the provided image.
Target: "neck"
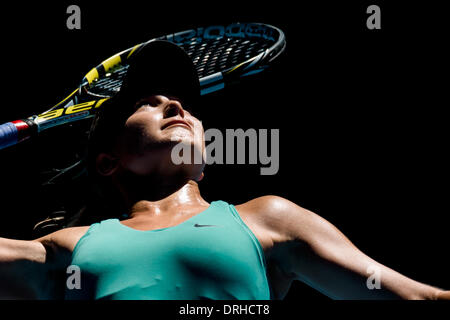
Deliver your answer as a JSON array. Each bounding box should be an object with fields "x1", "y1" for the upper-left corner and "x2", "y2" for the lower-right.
[{"x1": 111, "y1": 170, "x2": 208, "y2": 217}]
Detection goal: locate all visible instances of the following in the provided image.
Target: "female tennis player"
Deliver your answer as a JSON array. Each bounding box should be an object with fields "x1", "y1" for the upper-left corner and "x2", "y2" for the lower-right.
[{"x1": 0, "y1": 41, "x2": 449, "y2": 300}]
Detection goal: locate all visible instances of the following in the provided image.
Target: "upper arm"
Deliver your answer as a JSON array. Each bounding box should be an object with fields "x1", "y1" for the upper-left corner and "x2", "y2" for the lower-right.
[
  {"x1": 0, "y1": 238, "x2": 47, "y2": 264},
  {"x1": 246, "y1": 195, "x2": 440, "y2": 300},
  {"x1": 0, "y1": 226, "x2": 88, "y2": 299},
  {"x1": 0, "y1": 238, "x2": 49, "y2": 299},
  {"x1": 0, "y1": 225, "x2": 86, "y2": 299}
]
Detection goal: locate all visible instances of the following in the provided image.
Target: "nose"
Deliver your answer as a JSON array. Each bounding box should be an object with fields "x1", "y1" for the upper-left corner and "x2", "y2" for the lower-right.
[{"x1": 163, "y1": 99, "x2": 185, "y2": 119}]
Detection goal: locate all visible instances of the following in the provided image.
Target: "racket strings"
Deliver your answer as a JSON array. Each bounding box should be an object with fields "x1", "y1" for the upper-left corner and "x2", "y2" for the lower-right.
[
  {"x1": 178, "y1": 37, "x2": 272, "y2": 78},
  {"x1": 88, "y1": 65, "x2": 130, "y2": 96}
]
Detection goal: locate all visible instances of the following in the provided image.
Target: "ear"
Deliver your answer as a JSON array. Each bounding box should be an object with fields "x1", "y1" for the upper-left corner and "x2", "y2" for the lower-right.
[{"x1": 96, "y1": 153, "x2": 120, "y2": 176}]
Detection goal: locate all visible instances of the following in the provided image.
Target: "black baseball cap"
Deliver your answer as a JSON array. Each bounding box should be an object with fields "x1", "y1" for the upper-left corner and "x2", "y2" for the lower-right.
[{"x1": 115, "y1": 39, "x2": 200, "y2": 109}]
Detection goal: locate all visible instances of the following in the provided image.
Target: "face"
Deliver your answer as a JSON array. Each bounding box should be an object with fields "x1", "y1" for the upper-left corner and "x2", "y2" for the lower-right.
[{"x1": 112, "y1": 94, "x2": 206, "y2": 179}]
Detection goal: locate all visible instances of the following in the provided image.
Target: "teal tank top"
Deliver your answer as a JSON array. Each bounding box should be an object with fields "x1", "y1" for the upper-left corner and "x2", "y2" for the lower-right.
[{"x1": 65, "y1": 200, "x2": 272, "y2": 300}]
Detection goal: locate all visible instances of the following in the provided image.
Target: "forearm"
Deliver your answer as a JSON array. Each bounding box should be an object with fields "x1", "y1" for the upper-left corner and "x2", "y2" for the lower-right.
[
  {"x1": 290, "y1": 240, "x2": 440, "y2": 299},
  {"x1": 362, "y1": 259, "x2": 443, "y2": 300},
  {"x1": 436, "y1": 290, "x2": 450, "y2": 300},
  {"x1": 310, "y1": 231, "x2": 446, "y2": 299}
]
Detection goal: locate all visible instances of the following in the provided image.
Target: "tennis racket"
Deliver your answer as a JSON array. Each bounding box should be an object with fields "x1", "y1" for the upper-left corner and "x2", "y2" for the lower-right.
[{"x1": 0, "y1": 22, "x2": 286, "y2": 150}]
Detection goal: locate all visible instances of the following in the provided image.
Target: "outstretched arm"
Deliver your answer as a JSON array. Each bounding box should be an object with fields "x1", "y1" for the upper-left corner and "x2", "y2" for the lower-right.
[
  {"x1": 247, "y1": 196, "x2": 448, "y2": 300},
  {"x1": 0, "y1": 238, "x2": 48, "y2": 299},
  {"x1": 1, "y1": 226, "x2": 88, "y2": 299}
]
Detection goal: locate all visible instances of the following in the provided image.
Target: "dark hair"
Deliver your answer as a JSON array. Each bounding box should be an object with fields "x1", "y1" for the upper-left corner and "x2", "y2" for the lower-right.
[
  {"x1": 60, "y1": 96, "x2": 136, "y2": 228},
  {"x1": 86, "y1": 95, "x2": 134, "y2": 177}
]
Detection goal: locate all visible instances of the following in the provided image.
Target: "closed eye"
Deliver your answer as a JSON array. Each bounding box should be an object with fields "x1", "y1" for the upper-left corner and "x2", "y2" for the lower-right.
[{"x1": 134, "y1": 99, "x2": 151, "y2": 110}]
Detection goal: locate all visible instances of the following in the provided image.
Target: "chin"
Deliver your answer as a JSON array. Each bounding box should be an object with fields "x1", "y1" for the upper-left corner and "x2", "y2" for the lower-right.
[{"x1": 166, "y1": 131, "x2": 195, "y2": 144}]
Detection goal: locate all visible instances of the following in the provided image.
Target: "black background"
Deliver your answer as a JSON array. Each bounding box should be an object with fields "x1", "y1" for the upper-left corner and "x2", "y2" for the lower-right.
[{"x1": 0, "y1": 0, "x2": 448, "y2": 303}]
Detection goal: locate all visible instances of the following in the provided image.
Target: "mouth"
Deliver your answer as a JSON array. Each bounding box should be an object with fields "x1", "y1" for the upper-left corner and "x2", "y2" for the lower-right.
[{"x1": 161, "y1": 119, "x2": 192, "y2": 131}]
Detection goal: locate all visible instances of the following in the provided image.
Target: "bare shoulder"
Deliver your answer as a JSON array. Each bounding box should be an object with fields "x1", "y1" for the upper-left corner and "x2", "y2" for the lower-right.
[
  {"x1": 234, "y1": 195, "x2": 315, "y2": 248},
  {"x1": 35, "y1": 225, "x2": 90, "y2": 253}
]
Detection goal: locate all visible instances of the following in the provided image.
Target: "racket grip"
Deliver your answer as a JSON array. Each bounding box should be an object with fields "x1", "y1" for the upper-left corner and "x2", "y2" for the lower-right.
[
  {"x1": 0, "y1": 122, "x2": 18, "y2": 149},
  {"x1": 0, "y1": 120, "x2": 36, "y2": 150}
]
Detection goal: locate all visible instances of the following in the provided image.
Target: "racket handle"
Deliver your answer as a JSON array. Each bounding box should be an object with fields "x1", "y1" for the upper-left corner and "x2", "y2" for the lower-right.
[
  {"x1": 0, "y1": 120, "x2": 36, "y2": 150},
  {"x1": 0, "y1": 122, "x2": 18, "y2": 149}
]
